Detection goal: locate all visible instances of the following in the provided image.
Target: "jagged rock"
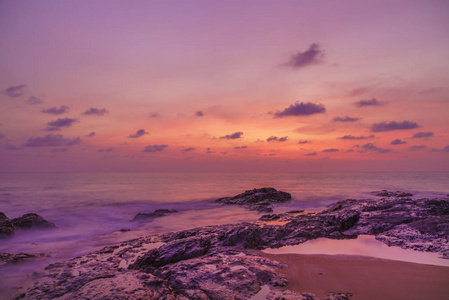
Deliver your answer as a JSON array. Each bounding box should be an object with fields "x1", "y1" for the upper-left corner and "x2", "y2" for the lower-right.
[
  {"x1": 0, "y1": 212, "x2": 14, "y2": 238},
  {"x1": 375, "y1": 190, "x2": 413, "y2": 198},
  {"x1": 215, "y1": 188, "x2": 291, "y2": 212},
  {"x1": 260, "y1": 214, "x2": 281, "y2": 221},
  {"x1": 132, "y1": 209, "x2": 178, "y2": 221},
  {"x1": 11, "y1": 213, "x2": 56, "y2": 229}
]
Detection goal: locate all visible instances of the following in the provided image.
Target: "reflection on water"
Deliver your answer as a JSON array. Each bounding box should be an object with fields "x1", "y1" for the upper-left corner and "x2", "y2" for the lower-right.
[{"x1": 263, "y1": 235, "x2": 449, "y2": 267}]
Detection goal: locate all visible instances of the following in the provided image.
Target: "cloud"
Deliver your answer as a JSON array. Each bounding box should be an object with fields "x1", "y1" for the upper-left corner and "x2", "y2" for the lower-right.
[
  {"x1": 149, "y1": 112, "x2": 160, "y2": 118},
  {"x1": 304, "y1": 152, "x2": 317, "y2": 156},
  {"x1": 220, "y1": 132, "x2": 243, "y2": 139},
  {"x1": 274, "y1": 101, "x2": 326, "y2": 117},
  {"x1": 266, "y1": 136, "x2": 288, "y2": 142},
  {"x1": 234, "y1": 146, "x2": 248, "y2": 149},
  {"x1": 206, "y1": 147, "x2": 215, "y2": 154},
  {"x1": 24, "y1": 134, "x2": 82, "y2": 147},
  {"x1": 51, "y1": 148, "x2": 68, "y2": 153},
  {"x1": 41, "y1": 105, "x2": 69, "y2": 115},
  {"x1": 42, "y1": 127, "x2": 61, "y2": 132},
  {"x1": 333, "y1": 116, "x2": 360, "y2": 122},
  {"x1": 83, "y1": 107, "x2": 109, "y2": 116},
  {"x1": 419, "y1": 87, "x2": 443, "y2": 95},
  {"x1": 99, "y1": 147, "x2": 114, "y2": 152},
  {"x1": 338, "y1": 134, "x2": 374, "y2": 140},
  {"x1": 47, "y1": 117, "x2": 78, "y2": 128},
  {"x1": 0, "y1": 133, "x2": 4, "y2": 139},
  {"x1": 128, "y1": 129, "x2": 149, "y2": 138},
  {"x1": 143, "y1": 144, "x2": 168, "y2": 153},
  {"x1": 409, "y1": 145, "x2": 427, "y2": 151},
  {"x1": 86, "y1": 132, "x2": 95, "y2": 137},
  {"x1": 298, "y1": 140, "x2": 309, "y2": 144},
  {"x1": 322, "y1": 148, "x2": 339, "y2": 153},
  {"x1": 3, "y1": 85, "x2": 26, "y2": 97},
  {"x1": 370, "y1": 121, "x2": 419, "y2": 132},
  {"x1": 391, "y1": 139, "x2": 407, "y2": 145},
  {"x1": 5, "y1": 144, "x2": 21, "y2": 150},
  {"x1": 359, "y1": 143, "x2": 392, "y2": 153},
  {"x1": 220, "y1": 151, "x2": 228, "y2": 155},
  {"x1": 195, "y1": 111, "x2": 204, "y2": 117},
  {"x1": 355, "y1": 98, "x2": 385, "y2": 107},
  {"x1": 411, "y1": 132, "x2": 434, "y2": 139},
  {"x1": 27, "y1": 96, "x2": 44, "y2": 105},
  {"x1": 182, "y1": 147, "x2": 196, "y2": 152},
  {"x1": 284, "y1": 43, "x2": 325, "y2": 69},
  {"x1": 430, "y1": 145, "x2": 449, "y2": 152}
]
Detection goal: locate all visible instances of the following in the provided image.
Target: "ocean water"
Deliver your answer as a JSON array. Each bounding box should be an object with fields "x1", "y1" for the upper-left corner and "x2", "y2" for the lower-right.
[{"x1": 0, "y1": 172, "x2": 448, "y2": 295}]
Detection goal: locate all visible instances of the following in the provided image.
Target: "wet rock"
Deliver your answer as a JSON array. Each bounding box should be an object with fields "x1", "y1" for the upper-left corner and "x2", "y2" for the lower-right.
[
  {"x1": 11, "y1": 213, "x2": 56, "y2": 229},
  {"x1": 375, "y1": 190, "x2": 413, "y2": 198},
  {"x1": 260, "y1": 214, "x2": 281, "y2": 221},
  {"x1": 0, "y1": 212, "x2": 14, "y2": 238},
  {"x1": 132, "y1": 209, "x2": 178, "y2": 221},
  {"x1": 215, "y1": 188, "x2": 291, "y2": 212}
]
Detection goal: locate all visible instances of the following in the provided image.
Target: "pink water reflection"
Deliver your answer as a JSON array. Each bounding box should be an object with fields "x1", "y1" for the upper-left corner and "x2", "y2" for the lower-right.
[{"x1": 263, "y1": 235, "x2": 449, "y2": 267}]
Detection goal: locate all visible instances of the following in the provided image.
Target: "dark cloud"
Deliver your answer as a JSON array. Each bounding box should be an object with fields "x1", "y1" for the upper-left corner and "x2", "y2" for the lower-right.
[
  {"x1": 338, "y1": 134, "x2": 374, "y2": 140},
  {"x1": 41, "y1": 105, "x2": 69, "y2": 115},
  {"x1": 346, "y1": 149, "x2": 355, "y2": 153},
  {"x1": 355, "y1": 98, "x2": 385, "y2": 107},
  {"x1": 285, "y1": 43, "x2": 325, "y2": 69},
  {"x1": 3, "y1": 85, "x2": 26, "y2": 97},
  {"x1": 322, "y1": 148, "x2": 339, "y2": 153},
  {"x1": 5, "y1": 144, "x2": 21, "y2": 150},
  {"x1": 234, "y1": 146, "x2": 248, "y2": 149},
  {"x1": 182, "y1": 147, "x2": 196, "y2": 152},
  {"x1": 333, "y1": 116, "x2": 360, "y2": 122},
  {"x1": 87, "y1": 132, "x2": 95, "y2": 137},
  {"x1": 27, "y1": 96, "x2": 44, "y2": 105},
  {"x1": 99, "y1": 147, "x2": 114, "y2": 152},
  {"x1": 143, "y1": 144, "x2": 168, "y2": 153},
  {"x1": 195, "y1": 111, "x2": 204, "y2": 117},
  {"x1": 391, "y1": 139, "x2": 407, "y2": 145},
  {"x1": 42, "y1": 127, "x2": 61, "y2": 132},
  {"x1": 304, "y1": 152, "x2": 317, "y2": 156},
  {"x1": 220, "y1": 132, "x2": 243, "y2": 139},
  {"x1": 267, "y1": 136, "x2": 288, "y2": 142},
  {"x1": 274, "y1": 101, "x2": 326, "y2": 117},
  {"x1": 47, "y1": 117, "x2": 78, "y2": 128},
  {"x1": 359, "y1": 143, "x2": 392, "y2": 153},
  {"x1": 430, "y1": 145, "x2": 449, "y2": 153},
  {"x1": 149, "y1": 112, "x2": 160, "y2": 118},
  {"x1": 220, "y1": 151, "x2": 228, "y2": 155},
  {"x1": 298, "y1": 140, "x2": 309, "y2": 144},
  {"x1": 24, "y1": 134, "x2": 82, "y2": 147},
  {"x1": 0, "y1": 133, "x2": 4, "y2": 139},
  {"x1": 83, "y1": 107, "x2": 109, "y2": 116},
  {"x1": 206, "y1": 147, "x2": 215, "y2": 154},
  {"x1": 128, "y1": 129, "x2": 149, "y2": 138},
  {"x1": 418, "y1": 87, "x2": 443, "y2": 95},
  {"x1": 411, "y1": 132, "x2": 434, "y2": 139},
  {"x1": 371, "y1": 121, "x2": 419, "y2": 132},
  {"x1": 409, "y1": 145, "x2": 427, "y2": 151}
]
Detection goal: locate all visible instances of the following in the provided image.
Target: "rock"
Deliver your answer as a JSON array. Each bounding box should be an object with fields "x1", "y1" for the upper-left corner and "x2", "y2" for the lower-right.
[
  {"x1": 215, "y1": 188, "x2": 291, "y2": 212},
  {"x1": 375, "y1": 190, "x2": 413, "y2": 198},
  {"x1": 260, "y1": 214, "x2": 281, "y2": 221},
  {"x1": 0, "y1": 212, "x2": 14, "y2": 238},
  {"x1": 132, "y1": 209, "x2": 178, "y2": 221},
  {"x1": 11, "y1": 213, "x2": 56, "y2": 229}
]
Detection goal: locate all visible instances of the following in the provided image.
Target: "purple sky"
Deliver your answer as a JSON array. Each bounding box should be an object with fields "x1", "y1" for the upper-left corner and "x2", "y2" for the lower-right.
[{"x1": 0, "y1": 0, "x2": 448, "y2": 172}]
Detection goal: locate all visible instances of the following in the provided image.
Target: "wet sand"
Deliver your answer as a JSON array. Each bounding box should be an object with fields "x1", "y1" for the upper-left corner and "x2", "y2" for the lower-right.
[{"x1": 258, "y1": 252, "x2": 449, "y2": 300}]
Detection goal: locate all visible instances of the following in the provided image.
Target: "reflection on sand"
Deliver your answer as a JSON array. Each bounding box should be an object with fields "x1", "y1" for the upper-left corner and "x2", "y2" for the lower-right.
[{"x1": 263, "y1": 235, "x2": 449, "y2": 267}]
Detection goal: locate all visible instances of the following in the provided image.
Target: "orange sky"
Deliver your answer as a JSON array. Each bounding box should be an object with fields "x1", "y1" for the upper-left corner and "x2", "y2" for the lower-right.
[{"x1": 0, "y1": 0, "x2": 448, "y2": 172}]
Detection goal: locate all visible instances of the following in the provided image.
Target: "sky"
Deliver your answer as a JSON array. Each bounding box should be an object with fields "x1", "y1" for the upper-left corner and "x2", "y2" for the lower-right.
[{"x1": 0, "y1": 0, "x2": 448, "y2": 172}]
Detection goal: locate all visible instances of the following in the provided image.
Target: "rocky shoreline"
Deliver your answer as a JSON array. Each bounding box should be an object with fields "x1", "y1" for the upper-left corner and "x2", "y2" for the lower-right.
[{"x1": 4, "y1": 188, "x2": 449, "y2": 299}]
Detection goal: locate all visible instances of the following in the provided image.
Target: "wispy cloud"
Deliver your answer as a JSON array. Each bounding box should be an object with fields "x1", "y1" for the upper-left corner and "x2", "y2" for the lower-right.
[
  {"x1": 206, "y1": 147, "x2": 215, "y2": 154},
  {"x1": 298, "y1": 140, "x2": 309, "y2": 144},
  {"x1": 391, "y1": 139, "x2": 407, "y2": 145},
  {"x1": 411, "y1": 132, "x2": 434, "y2": 139},
  {"x1": 333, "y1": 116, "x2": 360, "y2": 122},
  {"x1": 322, "y1": 148, "x2": 339, "y2": 153},
  {"x1": 182, "y1": 147, "x2": 196, "y2": 152},
  {"x1": 409, "y1": 145, "x2": 427, "y2": 151},
  {"x1": 41, "y1": 105, "x2": 69, "y2": 115},
  {"x1": 47, "y1": 117, "x2": 78, "y2": 128},
  {"x1": 83, "y1": 107, "x2": 109, "y2": 116},
  {"x1": 24, "y1": 134, "x2": 81, "y2": 147},
  {"x1": 284, "y1": 43, "x2": 325, "y2": 69},
  {"x1": 3, "y1": 85, "x2": 26, "y2": 97},
  {"x1": 304, "y1": 152, "x2": 317, "y2": 156},
  {"x1": 418, "y1": 87, "x2": 443, "y2": 95},
  {"x1": 355, "y1": 98, "x2": 385, "y2": 107},
  {"x1": 359, "y1": 143, "x2": 392, "y2": 153},
  {"x1": 234, "y1": 146, "x2": 247, "y2": 149},
  {"x1": 99, "y1": 147, "x2": 114, "y2": 152},
  {"x1": 338, "y1": 134, "x2": 374, "y2": 140},
  {"x1": 27, "y1": 96, "x2": 44, "y2": 105},
  {"x1": 220, "y1": 132, "x2": 243, "y2": 139},
  {"x1": 194, "y1": 111, "x2": 204, "y2": 117},
  {"x1": 143, "y1": 144, "x2": 168, "y2": 153},
  {"x1": 274, "y1": 102, "x2": 326, "y2": 117},
  {"x1": 430, "y1": 145, "x2": 449, "y2": 152},
  {"x1": 266, "y1": 136, "x2": 288, "y2": 142},
  {"x1": 86, "y1": 132, "x2": 95, "y2": 137},
  {"x1": 371, "y1": 121, "x2": 419, "y2": 132},
  {"x1": 128, "y1": 129, "x2": 149, "y2": 138}
]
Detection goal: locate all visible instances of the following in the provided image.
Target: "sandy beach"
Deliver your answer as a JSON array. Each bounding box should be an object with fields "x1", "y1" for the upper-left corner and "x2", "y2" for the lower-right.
[{"x1": 258, "y1": 252, "x2": 449, "y2": 300}]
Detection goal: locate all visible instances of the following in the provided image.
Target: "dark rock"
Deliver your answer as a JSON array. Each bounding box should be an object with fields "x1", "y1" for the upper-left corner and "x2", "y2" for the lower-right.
[
  {"x1": 215, "y1": 187, "x2": 291, "y2": 212},
  {"x1": 0, "y1": 212, "x2": 14, "y2": 238},
  {"x1": 119, "y1": 228, "x2": 131, "y2": 232},
  {"x1": 260, "y1": 214, "x2": 281, "y2": 221},
  {"x1": 132, "y1": 209, "x2": 178, "y2": 221},
  {"x1": 287, "y1": 210, "x2": 304, "y2": 214},
  {"x1": 11, "y1": 213, "x2": 56, "y2": 229},
  {"x1": 375, "y1": 190, "x2": 413, "y2": 198}
]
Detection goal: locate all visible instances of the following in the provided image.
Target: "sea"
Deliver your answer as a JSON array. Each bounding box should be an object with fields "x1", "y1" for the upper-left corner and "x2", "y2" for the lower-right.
[{"x1": 0, "y1": 172, "x2": 448, "y2": 296}]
